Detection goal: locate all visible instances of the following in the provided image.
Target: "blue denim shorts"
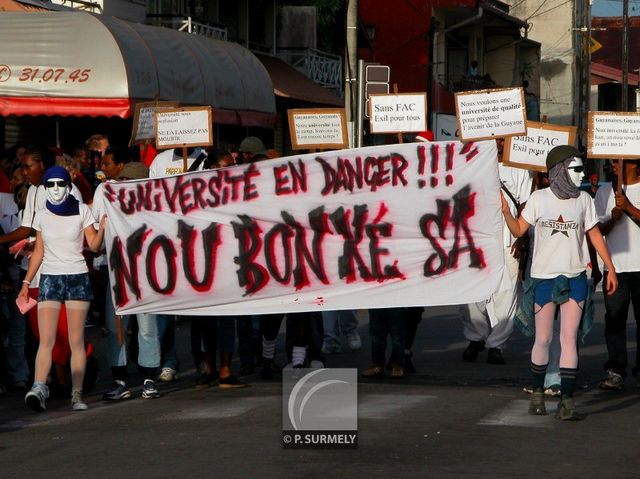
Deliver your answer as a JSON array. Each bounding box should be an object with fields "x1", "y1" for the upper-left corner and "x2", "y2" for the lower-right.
[
  {"x1": 534, "y1": 274, "x2": 588, "y2": 306},
  {"x1": 38, "y1": 273, "x2": 93, "y2": 302}
]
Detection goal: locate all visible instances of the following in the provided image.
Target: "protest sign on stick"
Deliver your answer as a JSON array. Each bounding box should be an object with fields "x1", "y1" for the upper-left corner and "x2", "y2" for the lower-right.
[
  {"x1": 587, "y1": 111, "x2": 640, "y2": 159},
  {"x1": 155, "y1": 106, "x2": 213, "y2": 150},
  {"x1": 130, "y1": 101, "x2": 178, "y2": 145},
  {"x1": 368, "y1": 93, "x2": 427, "y2": 134},
  {"x1": 587, "y1": 111, "x2": 640, "y2": 193},
  {"x1": 288, "y1": 108, "x2": 348, "y2": 150},
  {"x1": 503, "y1": 121, "x2": 577, "y2": 171},
  {"x1": 102, "y1": 141, "x2": 505, "y2": 316},
  {"x1": 155, "y1": 106, "x2": 213, "y2": 172},
  {"x1": 454, "y1": 87, "x2": 527, "y2": 141}
]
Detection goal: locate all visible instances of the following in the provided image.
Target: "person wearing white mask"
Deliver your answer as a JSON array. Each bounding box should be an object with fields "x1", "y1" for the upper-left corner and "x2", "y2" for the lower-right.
[
  {"x1": 19, "y1": 166, "x2": 106, "y2": 413},
  {"x1": 502, "y1": 145, "x2": 618, "y2": 421}
]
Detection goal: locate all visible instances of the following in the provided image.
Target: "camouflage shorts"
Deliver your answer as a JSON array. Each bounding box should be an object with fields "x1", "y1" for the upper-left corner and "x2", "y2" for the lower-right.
[{"x1": 38, "y1": 273, "x2": 93, "y2": 302}]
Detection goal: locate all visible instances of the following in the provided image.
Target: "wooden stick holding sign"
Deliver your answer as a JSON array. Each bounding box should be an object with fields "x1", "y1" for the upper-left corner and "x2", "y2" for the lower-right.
[
  {"x1": 182, "y1": 147, "x2": 188, "y2": 173},
  {"x1": 155, "y1": 107, "x2": 213, "y2": 168},
  {"x1": 587, "y1": 111, "x2": 640, "y2": 194}
]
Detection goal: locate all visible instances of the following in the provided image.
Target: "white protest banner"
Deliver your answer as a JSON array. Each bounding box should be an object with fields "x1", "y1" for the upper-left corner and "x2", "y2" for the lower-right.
[
  {"x1": 288, "y1": 108, "x2": 348, "y2": 150},
  {"x1": 155, "y1": 106, "x2": 213, "y2": 150},
  {"x1": 101, "y1": 141, "x2": 504, "y2": 316},
  {"x1": 130, "y1": 101, "x2": 178, "y2": 145},
  {"x1": 587, "y1": 111, "x2": 640, "y2": 159},
  {"x1": 369, "y1": 93, "x2": 427, "y2": 134},
  {"x1": 503, "y1": 121, "x2": 577, "y2": 171},
  {"x1": 455, "y1": 87, "x2": 527, "y2": 141}
]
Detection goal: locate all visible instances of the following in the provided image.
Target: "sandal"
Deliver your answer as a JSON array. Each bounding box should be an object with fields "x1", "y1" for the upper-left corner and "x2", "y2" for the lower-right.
[{"x1": 362, "y1": 365, "x2": 385, "y2": 378}]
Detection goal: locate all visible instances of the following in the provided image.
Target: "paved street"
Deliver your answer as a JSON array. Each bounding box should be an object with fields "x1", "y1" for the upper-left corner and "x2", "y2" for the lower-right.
[{"x1": 1, "y1": 296, "x2": 638, "y2": 479}]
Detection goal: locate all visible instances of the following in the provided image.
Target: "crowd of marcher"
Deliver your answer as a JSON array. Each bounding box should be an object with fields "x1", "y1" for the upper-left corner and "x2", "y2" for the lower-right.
[{"x1": 0, "y1": 134, "x2": 637, "y2": 422}]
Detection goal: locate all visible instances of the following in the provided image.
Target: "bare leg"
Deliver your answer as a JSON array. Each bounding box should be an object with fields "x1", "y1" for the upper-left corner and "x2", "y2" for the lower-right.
[
  {"x1": 65, "y1": 300, "x2": 90, "y2": 391},
  {"x1": 33, "y1": 301, "x2": 62, "y2": 384}
]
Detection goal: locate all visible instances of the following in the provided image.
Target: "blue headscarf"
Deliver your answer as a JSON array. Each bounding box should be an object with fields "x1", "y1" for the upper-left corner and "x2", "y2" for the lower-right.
[{"x1": 42, "y1": 166, "x2": 79, "y2": 216}]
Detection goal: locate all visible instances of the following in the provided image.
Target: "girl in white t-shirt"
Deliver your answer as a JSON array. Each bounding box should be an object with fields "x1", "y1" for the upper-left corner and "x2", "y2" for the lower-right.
[
  {"x1": 19, "y1": 166, "x2": 106, "y2": 413},
  {"x1": 502, "y1": 145, "x2": 617, "y2": 421}
]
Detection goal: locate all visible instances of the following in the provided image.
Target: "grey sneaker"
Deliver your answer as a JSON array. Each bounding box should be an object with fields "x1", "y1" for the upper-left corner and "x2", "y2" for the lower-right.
[
  {"x1": 599, "y1": 369, "x2": 624, "y2": 391},
  {"x1": 25, "y1": 384, "x2": 49, "y2": 412},
  {"x1": 71, "y1": 390, "x2": 88, "y2": 411},
  {"x1": 103, "y1": 380, "x2": 131, "y2": 401},
  {"x1": 142, "y1": 379, "x2": 160, "y2": 399}
]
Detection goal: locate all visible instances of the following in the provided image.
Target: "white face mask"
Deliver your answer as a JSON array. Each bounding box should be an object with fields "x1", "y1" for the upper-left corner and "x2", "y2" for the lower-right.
[
  {"x1": 567, "y1": 157, "x2": 584, "y2": 187},
  {"x1": 45, "y1": 177, "x2": 70, "y2": 205}
]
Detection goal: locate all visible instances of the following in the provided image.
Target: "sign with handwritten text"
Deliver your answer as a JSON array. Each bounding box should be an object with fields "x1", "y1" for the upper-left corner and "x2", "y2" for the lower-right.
[
  {"x1": 131, "y1": 101, "x2": 179, "y2": 144},
  {"x1": 101, "y1": 141, "x2": 504, "y2": 316}
]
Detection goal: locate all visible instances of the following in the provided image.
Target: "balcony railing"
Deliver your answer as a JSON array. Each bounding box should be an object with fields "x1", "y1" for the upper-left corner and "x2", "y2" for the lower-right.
[
  {"x1": 147, "y1": 15, "x2": 228, "y2": 41},
  {"x1": 277, "y1": 47, "x2": 342, "y2": 94},
  {"x1": 54, "y1": 0, "x2": 102, "y2": 13}
]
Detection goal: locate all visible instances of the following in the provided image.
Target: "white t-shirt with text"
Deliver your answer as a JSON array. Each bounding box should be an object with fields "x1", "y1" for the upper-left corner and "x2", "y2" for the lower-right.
[
  {"x1": 149, "y1": 148, "x2": 207, "y2": 178},
  {"x1": 521, "y1": 189, "x2": 597, "y2": 279}
]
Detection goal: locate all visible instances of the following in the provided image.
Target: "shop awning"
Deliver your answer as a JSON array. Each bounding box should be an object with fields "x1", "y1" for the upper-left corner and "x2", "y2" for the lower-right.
[
  {"x1": 591, "y1": 62, "x2": 639, "y2": 86},
  {"x1": 0, "y1": 0, "x2": 68, "y2": 12},
  {"x1": 0, "y1": 12, "x2": 276, "y2": 127},
  {"x1": 256, "y1": 54, "x2": 343, "y2": 107}
]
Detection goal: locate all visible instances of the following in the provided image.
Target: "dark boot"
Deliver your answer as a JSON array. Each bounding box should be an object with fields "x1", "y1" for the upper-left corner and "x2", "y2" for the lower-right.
[
  {"x1": 528, "y1": 390, "x2": 547, "y2": 415},
  {"x1": 462, "y1": 340, "x2": 485, "y2": 362},
  {"x1": 555, "y1": 395, "x2": 585, "y2": 421}
]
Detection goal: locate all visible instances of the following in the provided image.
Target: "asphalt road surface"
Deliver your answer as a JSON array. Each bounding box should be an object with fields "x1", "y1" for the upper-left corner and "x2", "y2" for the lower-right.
[{"x1": 1, "y1": 297, "x2": 638, "y2": 479}]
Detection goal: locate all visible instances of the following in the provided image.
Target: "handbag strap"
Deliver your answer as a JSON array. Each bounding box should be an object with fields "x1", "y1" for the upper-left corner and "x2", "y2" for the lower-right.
[
  {"x1": 188, "y1": 152, "x2": 207, "y2": 172},
  {"x1": 500, "y1": 183, "x2": 520, "y2": 210}
]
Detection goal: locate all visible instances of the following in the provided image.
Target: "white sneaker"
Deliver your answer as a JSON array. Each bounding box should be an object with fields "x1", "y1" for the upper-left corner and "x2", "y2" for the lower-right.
[
  {"x1": 158, "y1": 367, "x2": 178, "y2": 383},
  {"x1": 71, "y1": 390, "x2": 88, "y2": 411},
  {"x1": 347, "y1": 332, "x2": 362, "y2": 351},
  {"x1": 142, "y1": 379, "x2": 161, "y2": 399}
]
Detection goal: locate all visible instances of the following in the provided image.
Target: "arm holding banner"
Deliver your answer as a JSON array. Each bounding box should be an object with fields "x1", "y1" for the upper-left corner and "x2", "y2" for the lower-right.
[
  {"x1": 501, "y1": 193, "x2": 529, "y2": 238},
  {"x1": 85, "y1": 214, "x2": 107, "y2": 252}
]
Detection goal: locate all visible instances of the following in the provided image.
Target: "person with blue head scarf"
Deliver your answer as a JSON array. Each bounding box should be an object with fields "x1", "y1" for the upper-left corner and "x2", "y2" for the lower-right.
[
  {"x1": 42, "y1": 165, "x2": 79, "y2": 216},
  {"x1": 19, "y1": 166, "x2": 107, "y2": 413},
  {"x1": 501, "y1": 145, "x2": 618, "y2": 421}
]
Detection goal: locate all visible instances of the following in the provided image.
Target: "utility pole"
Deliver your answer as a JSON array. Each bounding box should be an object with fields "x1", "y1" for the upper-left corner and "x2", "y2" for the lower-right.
[
  {"x1": 575, "y1": 0, "x2": 592, "y2": 150},
  {"x1": 622, "y1": 0, "x2": 630, "y2": 111},
  {"x1": 345, "y1": 0, "x2": 358, "y2": 147}
]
